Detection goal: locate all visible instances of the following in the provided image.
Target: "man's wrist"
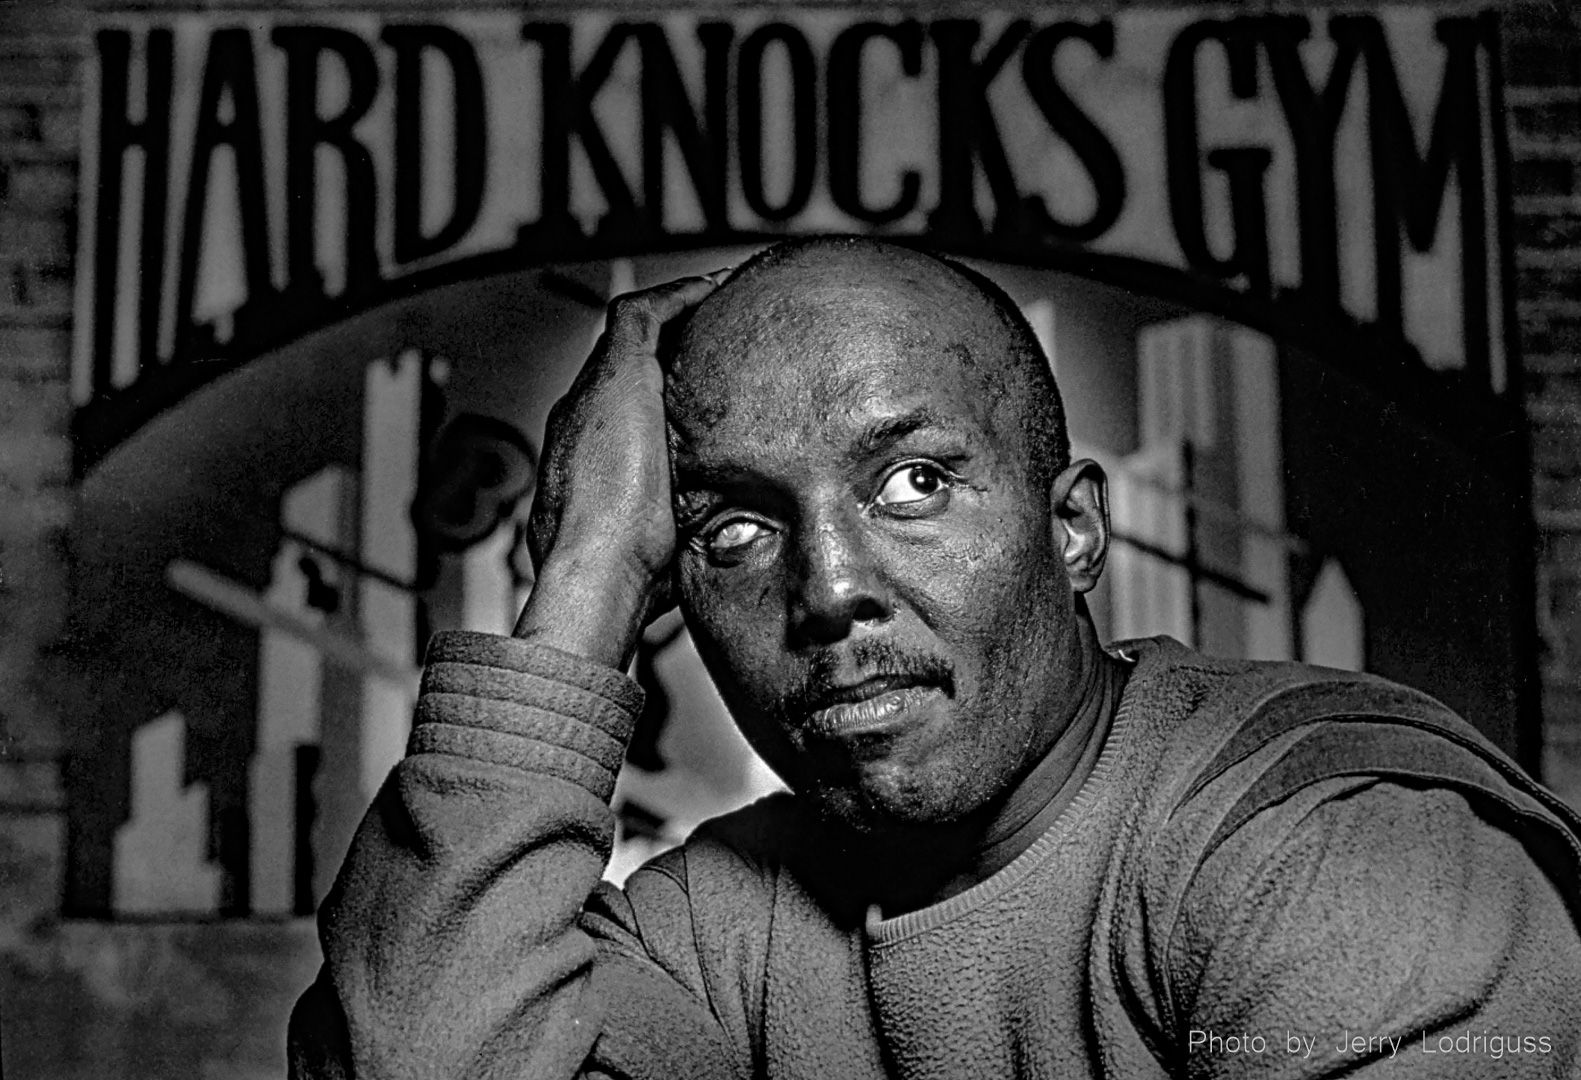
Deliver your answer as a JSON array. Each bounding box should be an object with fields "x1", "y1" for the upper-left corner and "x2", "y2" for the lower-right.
[{"x1": 512, "y1": 545, "x2": 658, "y2": 671}]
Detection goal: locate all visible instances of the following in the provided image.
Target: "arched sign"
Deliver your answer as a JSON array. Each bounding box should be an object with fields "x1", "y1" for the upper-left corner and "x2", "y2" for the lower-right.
[{"x1": 75, "y1": 7, "x2": 1517, "y2": 471}]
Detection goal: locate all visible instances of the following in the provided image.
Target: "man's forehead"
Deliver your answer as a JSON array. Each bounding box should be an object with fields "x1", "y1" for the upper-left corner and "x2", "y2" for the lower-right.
[
  {"x1": 672, "y1": 265, "x2": 995, "y2": 400},
  {"x1": 665, "y1": 323, "x2": 1003, "y2": 476},
  {"x1": 663, "y1": 243, "x2": 1033, "y2": 469}
]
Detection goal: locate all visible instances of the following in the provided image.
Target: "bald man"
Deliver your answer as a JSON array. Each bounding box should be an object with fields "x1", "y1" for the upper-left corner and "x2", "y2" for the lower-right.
[{"x1": 290, "y1": 239, "x2": 1581, "y2": 1080}]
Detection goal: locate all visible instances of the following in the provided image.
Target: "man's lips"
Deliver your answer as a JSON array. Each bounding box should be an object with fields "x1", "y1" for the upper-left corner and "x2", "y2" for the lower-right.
[{"x1": 802, "y1": 675, "x2": 946, "y2": 739}]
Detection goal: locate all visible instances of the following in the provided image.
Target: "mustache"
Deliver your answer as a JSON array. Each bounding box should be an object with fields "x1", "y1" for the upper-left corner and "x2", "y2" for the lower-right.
[{"x1": 779, "y1": 640, "x2": 956, "y2": 720}]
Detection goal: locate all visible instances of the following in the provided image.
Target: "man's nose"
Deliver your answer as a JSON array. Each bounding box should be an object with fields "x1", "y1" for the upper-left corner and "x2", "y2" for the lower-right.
[{"x1": 787, "y1": 514, "x2": 893, "y2": 646}]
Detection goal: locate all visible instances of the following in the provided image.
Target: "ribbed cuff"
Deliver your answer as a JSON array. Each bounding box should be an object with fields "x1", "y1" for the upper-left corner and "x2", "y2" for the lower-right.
[{"x1": 410, "y1": 631, "x2": 645, "y2": 802}]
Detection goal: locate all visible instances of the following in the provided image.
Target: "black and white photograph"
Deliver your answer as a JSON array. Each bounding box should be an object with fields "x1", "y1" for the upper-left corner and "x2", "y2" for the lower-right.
[{"x1": 1, "y1": 1, "x2": 1580, "y2": 1076}]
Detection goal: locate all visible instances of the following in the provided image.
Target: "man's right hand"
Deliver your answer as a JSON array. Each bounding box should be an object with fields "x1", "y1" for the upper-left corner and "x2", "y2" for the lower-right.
[{"x1": 513, "y1": 272, "x2": 724, "y2": 670}]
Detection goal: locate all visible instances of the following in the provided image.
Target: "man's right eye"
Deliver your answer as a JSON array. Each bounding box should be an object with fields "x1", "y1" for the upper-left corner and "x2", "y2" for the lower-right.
[{"x1": 704, "y1": 519, "x2": 769, "y2": 562}]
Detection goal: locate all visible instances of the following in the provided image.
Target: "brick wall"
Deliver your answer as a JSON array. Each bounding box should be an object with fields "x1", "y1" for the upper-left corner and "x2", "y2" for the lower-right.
[
  {"x1": 0, "y1": 3, "x2": 80, "y2": 940},
  {"x1": 0, "y1": 12, "x2": 88, "y2": 1077},
  {"x1": 1507, "y1": 7, "x2": 1581, "y2": 812},
  {"x1": 0, "y1": 7, "x2": 77, "y2": 744}
]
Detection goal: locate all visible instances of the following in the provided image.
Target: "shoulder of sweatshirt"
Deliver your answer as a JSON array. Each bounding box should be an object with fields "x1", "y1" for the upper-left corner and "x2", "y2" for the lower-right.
[
  {"x1": 625, "y1": 790, "x2": 807, "y2": 904},
  {"x1": 615, "y1": 792, "x2": 812, "y2": 947},
  {"x1": 1107, "y1": 637, "x2": 1580, "y2": 844},
  {"x1": 1107, "y1": 636, "x2": 1456, "y2": 798},
  {"x1": 1109, "y1": 678, "x2": 1581, "y2": 1063},
  {"x1": 1154, "y1": 779, "x2": 1581, "y2": 1072},
  {"x1": 620, "y1": 785, "x2": 892, "y2": 947},
  {"x1": 599, "y1": 791, "x2": 811, "y2": 1073},
  {"x1": 1110, "y1": 639, "x2": 1581, "y2": 971}
]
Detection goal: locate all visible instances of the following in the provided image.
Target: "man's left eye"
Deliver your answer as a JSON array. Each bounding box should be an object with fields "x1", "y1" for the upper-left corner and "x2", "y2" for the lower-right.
[{"x1": 876, "y1": 463, "x2": 950, "y2": 507}]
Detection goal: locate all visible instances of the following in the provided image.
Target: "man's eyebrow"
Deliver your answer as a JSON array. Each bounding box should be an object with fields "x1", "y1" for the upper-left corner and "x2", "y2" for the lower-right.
[
  {"x1": 671, "y1": 460, "x2": 748, "y2": 491},
  {"x1": 856, "y1": 407, "x2": 950, "y2": 454}
]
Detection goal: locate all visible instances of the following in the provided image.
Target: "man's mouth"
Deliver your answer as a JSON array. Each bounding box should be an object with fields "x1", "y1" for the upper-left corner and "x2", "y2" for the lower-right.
[
  {"x1": 781, "y1": 641, "x2": 956, "y2": 740},
  {"x1": 803, "y1": 675, "x2": 948, "y2": 739}
]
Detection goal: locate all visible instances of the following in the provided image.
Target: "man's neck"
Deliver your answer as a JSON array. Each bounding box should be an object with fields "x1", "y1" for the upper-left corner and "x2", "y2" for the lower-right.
[{"x1": 852, "y1": 638, "x2": 1131, "y2": 918}]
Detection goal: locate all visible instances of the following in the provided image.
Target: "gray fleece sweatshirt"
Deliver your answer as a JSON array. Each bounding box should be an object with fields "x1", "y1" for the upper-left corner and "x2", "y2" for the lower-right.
[{"x1": 289, "y1": 632, "x2": 1581, "y2": 1080}]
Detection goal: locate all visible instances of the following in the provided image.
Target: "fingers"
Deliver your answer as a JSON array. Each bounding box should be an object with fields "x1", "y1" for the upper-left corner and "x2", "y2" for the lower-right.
[{"x1": 604, "y1": 268, "x2": 733, "y2": 352}]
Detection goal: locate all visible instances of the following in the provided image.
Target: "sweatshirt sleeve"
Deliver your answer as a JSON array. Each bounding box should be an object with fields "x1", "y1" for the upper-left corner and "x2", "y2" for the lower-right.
[
  {"x1": 286, "y1": 630, "x2": 740, "y2": 1080},
  {"x1": 1163, "y1": 780, "x2": 1581, "y2": 1079}
]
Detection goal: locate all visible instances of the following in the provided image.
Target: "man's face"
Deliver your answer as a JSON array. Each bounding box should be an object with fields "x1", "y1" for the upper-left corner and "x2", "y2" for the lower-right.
[{"x1": 668, "y1": 264, "x2": 1090, "y2": 831}]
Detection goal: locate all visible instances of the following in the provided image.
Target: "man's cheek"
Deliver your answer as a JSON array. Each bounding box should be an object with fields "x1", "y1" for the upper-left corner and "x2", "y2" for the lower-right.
[
  {"x1": 899, "y1": 557, "x2": 1020, "y2": 642},
  {"x1": 692, "y1": 607, "x2": 789, "y2": 714},
  {"x1": 683, "y1": 565, "x2": 771, "y2": 636},
  {"x1": 888, "y1": 550, "x2": 982, "y2": 626}
]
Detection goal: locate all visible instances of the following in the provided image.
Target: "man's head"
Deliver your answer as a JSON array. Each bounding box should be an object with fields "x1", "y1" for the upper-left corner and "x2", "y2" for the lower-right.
[{"x1": 665, "y1": 237, "x2": 1110, "y2": 833}]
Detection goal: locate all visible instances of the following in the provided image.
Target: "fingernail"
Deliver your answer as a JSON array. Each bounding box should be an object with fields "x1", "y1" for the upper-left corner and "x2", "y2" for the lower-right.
[{"x1": 704, "y1": 267, "x2": 735, "y2": 285}]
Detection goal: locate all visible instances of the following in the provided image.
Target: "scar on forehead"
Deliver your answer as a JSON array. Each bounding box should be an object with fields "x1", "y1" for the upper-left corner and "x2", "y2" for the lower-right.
[
  {"x1": 665, "y1": 379, "x2": 731, "y2": 438},
  {"x1": 943, "y1": 341, "x2": 1010, "y2": 400}
]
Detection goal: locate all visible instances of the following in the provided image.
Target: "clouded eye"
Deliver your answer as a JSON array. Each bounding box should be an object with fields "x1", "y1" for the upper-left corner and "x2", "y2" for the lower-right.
[
  {"x1": 705, "y1": 518, "x2": 770, "y2": 562},
  {"x1": 876, "y1": 463, "x2": 949, "y2": 508}
]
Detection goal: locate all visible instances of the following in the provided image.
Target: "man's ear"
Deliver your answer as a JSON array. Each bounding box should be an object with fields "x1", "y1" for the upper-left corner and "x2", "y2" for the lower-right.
[{"x1": 1049, "y1": 458, "x2": 1109, "y2": 595}]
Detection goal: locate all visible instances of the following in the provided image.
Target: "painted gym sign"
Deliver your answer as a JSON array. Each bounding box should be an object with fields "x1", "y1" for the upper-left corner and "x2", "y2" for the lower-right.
[{"x1": 74, "y1": 7, "x2": 1513, "y2": 472}]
